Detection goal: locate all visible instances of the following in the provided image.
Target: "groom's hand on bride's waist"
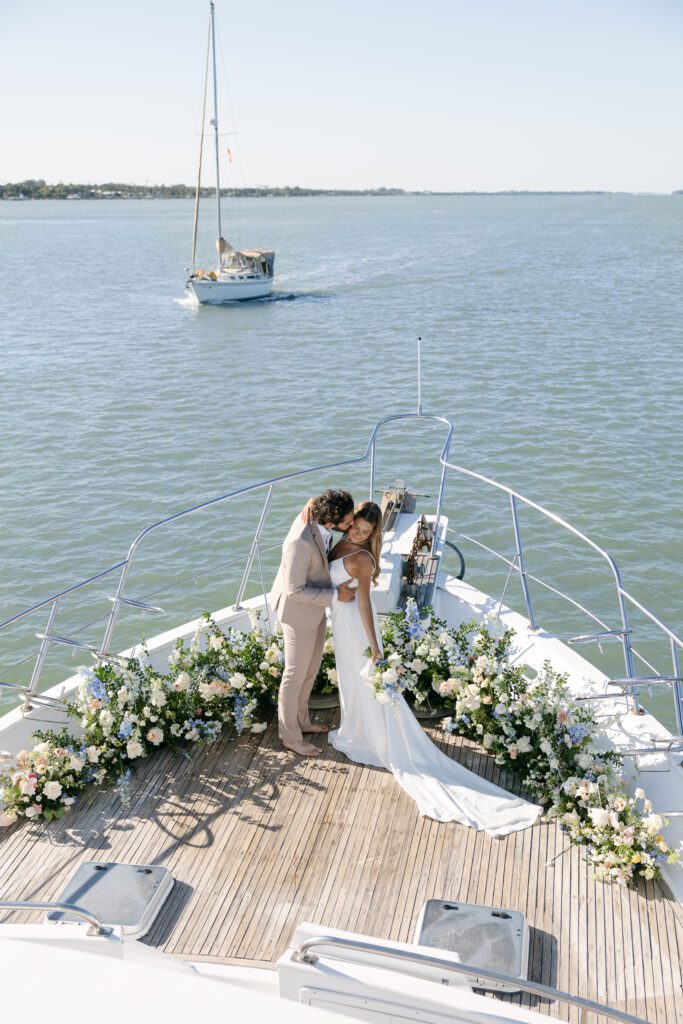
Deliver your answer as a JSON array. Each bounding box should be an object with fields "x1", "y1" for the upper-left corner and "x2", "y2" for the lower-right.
[{"x1": 337, "y1": 581, "x2": 357, "y2": 603}]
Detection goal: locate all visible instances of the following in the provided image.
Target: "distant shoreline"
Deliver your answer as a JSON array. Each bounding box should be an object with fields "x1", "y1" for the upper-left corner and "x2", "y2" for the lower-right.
[
  {"x1": 3, "y1": 181, "x2": 680, "y2": 201},
  {"x1": 3, "y1": 182, "x2": 681, "y2": 200}
]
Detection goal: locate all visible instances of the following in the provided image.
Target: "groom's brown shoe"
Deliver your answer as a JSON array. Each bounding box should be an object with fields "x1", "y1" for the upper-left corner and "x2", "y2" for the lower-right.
[{"x1": 283, "y1": 740, "x2": 321, "y2": 756}]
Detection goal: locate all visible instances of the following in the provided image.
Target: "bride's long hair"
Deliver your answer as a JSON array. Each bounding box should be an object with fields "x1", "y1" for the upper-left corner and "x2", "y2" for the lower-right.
[{"x1": 353, "y1": 501, "x2": 382, "y2": 585}]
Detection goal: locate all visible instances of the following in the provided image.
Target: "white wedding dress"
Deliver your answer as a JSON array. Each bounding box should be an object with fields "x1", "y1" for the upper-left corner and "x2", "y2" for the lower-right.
[{"x1": 327, "y1": 556, "x2": 541, "y2": 836}]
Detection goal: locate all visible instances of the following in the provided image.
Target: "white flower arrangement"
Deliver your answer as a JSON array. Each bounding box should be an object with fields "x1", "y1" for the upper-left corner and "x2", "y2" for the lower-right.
[
  {"x1": 0, "y1": 613, "x2": 279, "y2": 825},
  {"x1": 2, "y1": 604, "x2": 678, "y2": 890},
  {"x1": 365, "y1": 601, "x2": 679, "y2": 888}
]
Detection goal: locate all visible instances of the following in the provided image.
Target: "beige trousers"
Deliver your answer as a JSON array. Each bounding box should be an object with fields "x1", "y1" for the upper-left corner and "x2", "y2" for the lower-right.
[{"x1": 278, "y1": 618, "x2": 327, "y2": 744}]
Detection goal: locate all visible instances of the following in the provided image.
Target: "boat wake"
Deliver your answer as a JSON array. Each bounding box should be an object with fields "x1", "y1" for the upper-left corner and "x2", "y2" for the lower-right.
[
  {"x1": 257, "y1": 290, "x2": 333, "y2": 303},
  {"x1": 174, "y1": 290, "x2": 333, "y2": 308}
]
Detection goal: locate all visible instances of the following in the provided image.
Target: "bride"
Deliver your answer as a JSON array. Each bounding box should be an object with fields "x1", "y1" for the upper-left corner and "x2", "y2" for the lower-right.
[{"x1": 326, "y1": 500, "x2": 541, "y2": 836}]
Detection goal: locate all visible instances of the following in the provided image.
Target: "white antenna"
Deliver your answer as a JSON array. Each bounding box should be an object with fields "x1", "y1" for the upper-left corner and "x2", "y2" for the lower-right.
[{"x1": 417, "y1": 336, "x2": 423, "y2": 414}]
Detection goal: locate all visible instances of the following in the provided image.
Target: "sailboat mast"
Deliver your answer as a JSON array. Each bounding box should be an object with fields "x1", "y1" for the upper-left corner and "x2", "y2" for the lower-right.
[{"x1": 210, "y1": 1, "x2": 222, "y2": 241}]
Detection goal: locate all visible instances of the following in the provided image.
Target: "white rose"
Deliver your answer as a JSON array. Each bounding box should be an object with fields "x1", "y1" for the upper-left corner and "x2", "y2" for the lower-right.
[
  {"x1": 382, "y1": 668, "x2": 399, "y2": 685},
  {"x1": 85, "y1": 746, "x2": 100, "y2": 763},
  {"x1": 174, "y1": 672, "x2": 191, "y2": 691},
  {"x1": 24, "y1": 805, "x2": 42, "y2": 818},
  {"x1": 643, "y1": 813, "x2": 663, "y2": 834},
  {"x1": 326, "y1": 668, "x2": 338, "y2": 684},
  {"x1": 475, "y1": 654, "x2": 492, "y2": 674},
  {"x1": 43, "y1": 780, "x2": 63, "y2": 800},
  {"x1": 387, "y1": 652, "x2": 402, "y2": 666},
  {"x1": 146, "y1": 727, "x2": 164, "y2": 746},
  {"x1": 516, "y1": 735, "x2": 532, "y2": 754},
  {"x1": 588, "y1": 807, "x2": 610, "y2": 829},
  {"x1": 230, "y1": 672, "x2": 248, "y2": 689},
  {"x1": 126, "y1": 740, "x2": 144, "y2": 759},
  {"x1": 150, "y1": 689, "x2": 167, "y2": 708},
  {"x1": 634, "y1": 787, "x2": 646, "y2": 800},
  {"x1": 410, "y1": 659, "x2": 426, "y2": 674},
  {"x1": 69, "y1": 755, "x2": 84, "y2": 772},
  {"x1": 99, "y1": 709, "x2": 114, "y2": 732}
]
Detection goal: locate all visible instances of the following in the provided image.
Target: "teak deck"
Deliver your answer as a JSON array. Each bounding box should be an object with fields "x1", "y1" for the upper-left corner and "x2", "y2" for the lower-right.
[{"x1": 1, "y1": 711, "x2": 682, "y2": 1022}]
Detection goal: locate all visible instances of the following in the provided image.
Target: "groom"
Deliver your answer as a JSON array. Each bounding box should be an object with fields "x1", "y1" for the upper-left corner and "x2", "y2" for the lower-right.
[{"x1": 271, "y1": 489, "x2": 356, "y2": 756}]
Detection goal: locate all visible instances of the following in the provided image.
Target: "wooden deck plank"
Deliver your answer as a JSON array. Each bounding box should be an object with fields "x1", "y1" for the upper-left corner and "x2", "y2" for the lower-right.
[{"x1": 1, "y1": 711, "x2": 681, "y2": 1024}]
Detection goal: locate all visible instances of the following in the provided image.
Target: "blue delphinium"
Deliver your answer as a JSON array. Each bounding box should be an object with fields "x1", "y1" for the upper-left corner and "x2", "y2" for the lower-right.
[
  {"x1": 118, "y1": 719, "x2": 133, "y2": 740},
  {"x1": 404, "y1": 599, "x2": 424, "y2": 640}
]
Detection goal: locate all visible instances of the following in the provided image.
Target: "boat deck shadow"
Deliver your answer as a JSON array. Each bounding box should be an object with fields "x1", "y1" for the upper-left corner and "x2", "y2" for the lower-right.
[{"x1": 1, "y1": 709, "x2": 681, "y2": 1020}]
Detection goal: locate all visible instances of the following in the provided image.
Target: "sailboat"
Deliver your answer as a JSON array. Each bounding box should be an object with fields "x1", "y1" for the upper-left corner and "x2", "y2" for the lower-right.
[{"x1": 187, "y1": 2, "x2": 274, "y2": 304}]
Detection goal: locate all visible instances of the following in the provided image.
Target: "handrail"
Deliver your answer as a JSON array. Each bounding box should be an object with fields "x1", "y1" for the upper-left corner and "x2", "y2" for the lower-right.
[
  {"x1": 438, "y1": 468, "x2": 682, "y2": 728},
  {"x1": 438, "y1": 454, "x2": 645, "y2": 712},
  {"x1": 2, "y1": 408, "x2": 682, "y2": 733},
  {"x1": 290, "y1": 935, "x2": 649, "y2": 1024},
  {"x1": 445, "y1": 526, "x2": 663, "y2": 683},
  {"x1": 0, "y1": 412, "x2": 455, "y2": 702},
  {"x1": 0, "y1": 900, "x2": 111, "y2": 936}
]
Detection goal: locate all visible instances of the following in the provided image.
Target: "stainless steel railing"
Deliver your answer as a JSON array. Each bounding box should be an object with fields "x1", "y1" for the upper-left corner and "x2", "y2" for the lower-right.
[
  {"x1": 0, "y1": 413, "x2": 454, "y2": 708},
  {"x1": 0, "y1": 899, "x2": 110, "y2": 936},
  {"x1": 438, "y1": 451, "x2": 683, "y2": 732},
  {"x1": 1, "y1": 409, "x2": 682, "y2": 736},
  {"x1": 290, "y1": 934, "x2": 649, "y2": 1024}
]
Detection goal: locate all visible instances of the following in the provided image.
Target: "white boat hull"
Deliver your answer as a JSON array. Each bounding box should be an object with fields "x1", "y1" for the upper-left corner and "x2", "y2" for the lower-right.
[{"x1": 188, "y1": 276, "x2": 273, "y2": 303}]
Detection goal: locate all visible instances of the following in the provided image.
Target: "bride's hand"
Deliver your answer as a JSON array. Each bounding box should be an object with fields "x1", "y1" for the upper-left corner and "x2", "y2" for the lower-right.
[
  {"x1": 300, "y1": 497, "x2": 314, "y2": 523},
  {"x1": 371, "y1": 650, "x2": 384, "y2": 665}
]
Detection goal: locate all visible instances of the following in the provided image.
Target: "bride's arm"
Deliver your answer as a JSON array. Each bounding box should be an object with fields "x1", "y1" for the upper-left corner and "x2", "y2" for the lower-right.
[{"x1": 347, "y1": 552, "x2": 382, "y2": 662}]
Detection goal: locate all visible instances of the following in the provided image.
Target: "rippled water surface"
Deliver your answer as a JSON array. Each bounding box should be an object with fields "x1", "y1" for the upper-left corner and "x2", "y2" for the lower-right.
[{"x1": 1, "y1": 196, "x2": 682, "y2": 726}]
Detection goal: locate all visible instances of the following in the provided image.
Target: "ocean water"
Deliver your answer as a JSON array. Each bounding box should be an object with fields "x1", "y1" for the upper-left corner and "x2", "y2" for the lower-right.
[{"x1": 1, "y1": 195, "x2": 682, "y2": 729}]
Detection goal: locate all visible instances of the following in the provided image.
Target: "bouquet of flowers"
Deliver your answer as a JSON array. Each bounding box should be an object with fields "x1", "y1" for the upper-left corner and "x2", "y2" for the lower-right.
[
  {"x1": 0, "y1": 729, "x2": 94, "y2": 825},
  {"x1": 362, "y1": 653, "x2": 407, "y2": 707},
  {"x1": 364, "y1": 601, "x2": 680, "y2": 886}
]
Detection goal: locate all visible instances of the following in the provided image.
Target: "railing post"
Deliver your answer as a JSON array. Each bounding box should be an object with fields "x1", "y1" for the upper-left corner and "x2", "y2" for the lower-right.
[
  {"x1": 255, "y1": 539, "x2": 272, "y2": 633},
  {"x1": 369, "y1": 437, "x2": 376, "y2": 500},
  {"x1": 616, "y1": 590, "x2": 640, "y2": 715},
  {"x1": 234, "y1": 486, "x2": 274, "y2": 610},
  {"x1": 510, "y1": 494, "x2": 538, "y2": 631},
  {"x1": 671, "y1": 638, "x2": 683, "y2": 735},
  {"x1": 99, "y1": 561, "x2": 134, "y2": 659},
  {"x1": 431, "y1": 460, "x2": 448, "y2": 555},
  {"x1": 25, "y1": 599, "x2": 61, "y2": 705}
]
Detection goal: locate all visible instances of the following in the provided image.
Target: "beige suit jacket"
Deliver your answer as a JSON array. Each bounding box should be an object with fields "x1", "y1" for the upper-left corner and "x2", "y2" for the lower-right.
[{"x1": 270, "y1": 517, "x2": 334, "y2": 629}]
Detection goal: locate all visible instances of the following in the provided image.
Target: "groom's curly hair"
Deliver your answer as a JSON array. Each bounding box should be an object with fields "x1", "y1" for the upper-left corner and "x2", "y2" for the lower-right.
[{"x1": 310, "y1": 489, "x2": 354, "y2": 526}]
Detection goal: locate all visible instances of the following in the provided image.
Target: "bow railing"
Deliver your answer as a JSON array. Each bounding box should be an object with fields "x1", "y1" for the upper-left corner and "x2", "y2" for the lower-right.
[
  {"x1": 1, "y1": 410, "x2": 681, "y2": 738},
  {"x1": 0, "y1": 414, "x2": 453, "y2": 710}
]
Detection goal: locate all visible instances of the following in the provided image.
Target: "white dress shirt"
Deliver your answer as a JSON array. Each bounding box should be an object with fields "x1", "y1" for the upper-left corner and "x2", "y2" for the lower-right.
[
  {"x1": 317, "y1": 524, "x2": 333, "y2": 553},
  {"x1": 317, "y1": 523, "x2": 338, "y2": 598}
]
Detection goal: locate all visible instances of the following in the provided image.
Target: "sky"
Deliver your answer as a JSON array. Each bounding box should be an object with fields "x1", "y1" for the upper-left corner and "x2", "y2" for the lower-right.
[{"x1": 1, "y1": 0, "x2": 683, "y2": 193}]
